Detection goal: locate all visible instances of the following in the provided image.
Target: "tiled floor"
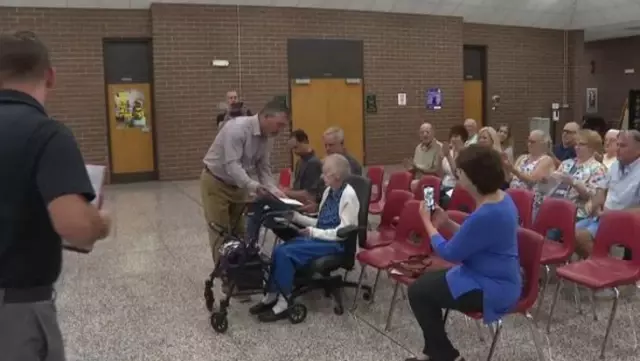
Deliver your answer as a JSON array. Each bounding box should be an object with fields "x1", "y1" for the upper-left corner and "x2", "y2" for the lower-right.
[{"x1": 56, "y1": 180, "x2": 640, "y2": 361}]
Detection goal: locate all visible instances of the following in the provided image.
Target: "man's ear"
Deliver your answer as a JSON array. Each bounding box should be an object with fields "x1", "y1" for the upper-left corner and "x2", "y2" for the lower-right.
[{"x1": 45, "y1": 67, "x2": 56, "y2": 89}]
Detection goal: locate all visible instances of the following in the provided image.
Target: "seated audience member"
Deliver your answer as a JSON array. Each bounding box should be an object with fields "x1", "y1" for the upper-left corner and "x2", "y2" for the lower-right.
[
  {"x1": 464, "y1": 118, "x2": 478, "y2": 145},
  {"x1": 506, "y1": 130, "x2": 555, "y2": 213},
  {"x1": 497, "y1": 124, "x2": 514, "y2": 164},
  {"x1": 285, "y1": 129, "x2": 323, "y2": 205},
  {"x1": 249, "y1": 154, "x2": 360, "y2": 322},
  {"x1": 477, "y1": 127, "x2": 509, "y2": 189},
  {"x1": 552, "y1": 121, "x2": 579, "y2": 166},
  {"x1": 323, "y1": 126, "x2": 363, "y2": 176},
  {"x1": 602, "y1": 129, "x2": 620, "y2": 169},
  {"x1": 575, "y1": 130, "x2": 640, "y2": 260},
  {"x1": 548, "y1": 130, "x2": 607, "y2": 221},
  {"x1": 407, "y1": 145, "x2": 520, "y2": 361},
  {"x1": 406, "y1": 122, "x2": 443, "y2": 182},
  {"x1": 440, "y1": 125, "x2": 469, "y2": 207}
]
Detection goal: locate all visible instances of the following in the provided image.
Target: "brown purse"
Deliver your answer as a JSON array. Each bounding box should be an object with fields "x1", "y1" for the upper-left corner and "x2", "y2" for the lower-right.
[{"x1": 389, "y1": 254, "x2": 433, "y2": 278}]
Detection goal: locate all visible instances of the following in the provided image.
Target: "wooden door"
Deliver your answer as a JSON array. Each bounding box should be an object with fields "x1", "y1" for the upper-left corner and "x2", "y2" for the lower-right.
[
  {"x1": 290, "y1": 78, "x2": 364, "y2": 163},
  {"x1": 103, "y1": 40, "x2": 157, "y2": 183},
  {"x1": 464, "y1": 80, "x2": 484, "y2": 126}
]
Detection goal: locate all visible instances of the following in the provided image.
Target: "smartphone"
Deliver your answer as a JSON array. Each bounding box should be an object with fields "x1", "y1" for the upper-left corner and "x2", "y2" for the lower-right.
[{"x1": 423, "y1": 186, "x2": 435, "y2": 212}]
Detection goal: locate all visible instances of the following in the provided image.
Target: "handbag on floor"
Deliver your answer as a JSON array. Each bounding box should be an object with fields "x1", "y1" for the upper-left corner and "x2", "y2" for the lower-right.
[{"x1": 389, "y1": 254, "x2": 433, "y2": 278}]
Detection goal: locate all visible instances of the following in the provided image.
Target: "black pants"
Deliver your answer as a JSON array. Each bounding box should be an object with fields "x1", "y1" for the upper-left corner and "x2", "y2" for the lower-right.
[{"x1": 408, "y1": 270, "x2": 483, "y2": 361}]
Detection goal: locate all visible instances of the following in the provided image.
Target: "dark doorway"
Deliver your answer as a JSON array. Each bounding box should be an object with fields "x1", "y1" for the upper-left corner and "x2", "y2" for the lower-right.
[{"x1": 103, "y1": 39, "x2": 158, "y2": 183}]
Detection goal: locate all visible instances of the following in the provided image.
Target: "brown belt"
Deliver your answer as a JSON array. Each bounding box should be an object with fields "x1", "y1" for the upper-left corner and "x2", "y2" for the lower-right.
[{"x1": 203, "y1": 167, "x2": 238, "y2": 189}]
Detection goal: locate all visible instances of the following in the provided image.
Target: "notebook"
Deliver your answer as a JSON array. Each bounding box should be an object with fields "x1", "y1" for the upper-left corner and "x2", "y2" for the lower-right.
[{"x1": 62, "y1": 165, "x2": 106, "y2": 254}]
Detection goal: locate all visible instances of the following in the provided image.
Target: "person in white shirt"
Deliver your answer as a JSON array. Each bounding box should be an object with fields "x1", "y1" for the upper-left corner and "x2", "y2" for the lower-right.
[
  {"x1": 602, "y1": 129, "x2": 620, "y2": 170},
  {"x1": 464, "y1": 118, "x2": 478, "y2": 145},
  {"x1": 440, "y1": 125, "x2": 469, "y2": 207},
  {"x1": 249, "y1": 154, "x2": 360, "y2": 322}
]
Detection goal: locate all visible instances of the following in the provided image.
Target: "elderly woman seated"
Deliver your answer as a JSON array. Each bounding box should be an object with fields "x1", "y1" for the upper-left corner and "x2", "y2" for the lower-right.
[
  {"x1": 249, "y1": 153, "x2": 360, "y2": 322},
  {"x1": 406, "y1": 145, "x2": 521, "y2": 361}
]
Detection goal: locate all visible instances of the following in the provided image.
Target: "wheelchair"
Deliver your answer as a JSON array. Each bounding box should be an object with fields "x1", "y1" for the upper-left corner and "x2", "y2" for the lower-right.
[{"x1": 203, "y1": 175, "x2": 374, "y2": 333}]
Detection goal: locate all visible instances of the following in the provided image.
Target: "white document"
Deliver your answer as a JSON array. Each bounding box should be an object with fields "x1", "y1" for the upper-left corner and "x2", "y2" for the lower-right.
[
  {"x1": 63, "y1": 164, "x2": 106, "y2": 253},
  {"x1": 278, "y1": 197, "x2": 303, "y2": 207}
]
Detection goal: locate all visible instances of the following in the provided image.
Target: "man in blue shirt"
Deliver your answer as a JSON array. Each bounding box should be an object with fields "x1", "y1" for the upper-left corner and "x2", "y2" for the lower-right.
[{"x1": 552, "y1": 122, "x2": 579, "y2": 166}]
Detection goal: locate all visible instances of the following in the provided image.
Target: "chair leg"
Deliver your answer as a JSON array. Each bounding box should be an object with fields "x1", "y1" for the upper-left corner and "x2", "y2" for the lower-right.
[
  {"x1": 590, "y1": 289, "x2": 599, "y2": 321},
  {"x1": 443, "y1": 308, "x2": 450, "y2": 324},
  {"x1": 526, "y1": 312, "x2": 548, "y2": 361},
  {"x1": 599, "y1": 287, "x2": 621, "y2": 360},
  {"x1": 573, "y1": 283, "x2": 583, "y2": 314},
  {"x1": 350, "y1": 265, "x2": 367, "y2": 310},
  {"x1": 485, "y1": 320, "x2": 503, "y2": 361},
  {"x1": 369, "y1": 269, "x2": 382, "y2": 303},
  {"x1": 535, "y1": 265, "x2": 551, "y2": 322},
  {"x1": 546, "y1": 279, "x2": 564, "y2": 334},
  {"x1": 384, "y1": 282, "x2": 401, "y2": 331},
  {"x1": 475, "y1": 319, "x2": 485, "y2": 342}
]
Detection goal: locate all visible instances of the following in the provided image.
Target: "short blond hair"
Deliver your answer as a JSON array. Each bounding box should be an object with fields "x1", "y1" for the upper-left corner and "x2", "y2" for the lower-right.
[
  {"x1": 478, "y1": 127, "x2": 502, "y2": 153},
  {"x1": 323, "y1": 126, "x2": 345, "y2": 143},
  {"x1": 577, "y1": 129, "x2": 603, "y2": 152}
]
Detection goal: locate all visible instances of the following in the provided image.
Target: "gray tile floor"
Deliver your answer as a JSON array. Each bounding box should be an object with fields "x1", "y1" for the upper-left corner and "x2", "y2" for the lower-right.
[{"x1": 56, "y1": 180, "x2": 640, "y2": 361}]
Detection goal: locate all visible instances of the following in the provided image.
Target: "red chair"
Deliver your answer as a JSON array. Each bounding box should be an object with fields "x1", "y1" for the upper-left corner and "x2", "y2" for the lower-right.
[
  {"x1": 353, "y1": 201, "x2": 444, "y2": 307},
  {"x1": 506, "y1": 188, "x2": 535, "y2": 228},
  {"x1": 439, "y1": 210, "x2": 469, "y2": 240},
  {"x1": 278, "y1": 168, "x2": 292, "y2": 190},
  {"x1": 368, "y1": 171, "x2": 412, "y2": 215},
  {"x1": 531, "y1": 197, "x2": 577, "y2": 320},
  {"x1": 444, "y1": 227, "x2": 546, "y2": 361},
  {"x1": 365, "y1": 190, "x2": 413, "y2": 248},
  {"x1": 412, "y1": 175, "x2": 442, "y2": 202},
  {"x1": 447, "y1": 185, "x2": 476, "y2": 213},
  {"x1": 367, "y1": 166, "x2": 384, "y2": 209},
  {"x1": 546, "y1": 211, "x2": 640, "y2": 360}
]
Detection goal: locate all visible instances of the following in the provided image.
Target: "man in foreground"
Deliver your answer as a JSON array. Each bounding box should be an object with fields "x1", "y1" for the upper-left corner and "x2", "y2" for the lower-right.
[{"x1": 0, "y1": 31, "x2": 111, "y2": 361}]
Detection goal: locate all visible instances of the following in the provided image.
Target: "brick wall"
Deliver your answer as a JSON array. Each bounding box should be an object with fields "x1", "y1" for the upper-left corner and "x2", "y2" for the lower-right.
[
  {"x1": 584, "y1": 36, "x2": 640, "y2": 125},
  {"x1": 1, "y1": 5, "x2": 583, "y2": 181}
]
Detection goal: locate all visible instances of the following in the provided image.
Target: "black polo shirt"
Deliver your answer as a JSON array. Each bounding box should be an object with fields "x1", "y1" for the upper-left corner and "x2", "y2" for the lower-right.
[
  {"x1": 0, "y1": 90, "x2": 95, "y2": 288},
  {"x1": 293, "y1": 151, "x2": 323, "y2": 198}
]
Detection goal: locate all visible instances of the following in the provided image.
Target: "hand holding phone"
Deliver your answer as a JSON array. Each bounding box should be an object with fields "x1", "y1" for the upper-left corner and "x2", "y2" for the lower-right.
[{"x1": 423, "y1": 186, "x2": 436, "y2": 212}]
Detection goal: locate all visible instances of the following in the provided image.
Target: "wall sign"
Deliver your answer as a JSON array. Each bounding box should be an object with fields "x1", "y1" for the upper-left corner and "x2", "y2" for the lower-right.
[
  {"x1": 426, "y1": 88, "x2": 442, "y2": 110},
  {"x1": 397, "y1": 92, "x2": 407, "y2": 106},
  {"x1": 365, "y1": 94, "x2": 377, "y2": 114},
  {"x1": 586, "y1": 88, "x2": 598, "y2": 113}
]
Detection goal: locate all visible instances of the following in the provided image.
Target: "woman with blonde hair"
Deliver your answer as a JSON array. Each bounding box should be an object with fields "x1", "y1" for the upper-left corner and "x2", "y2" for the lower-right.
[
  {"x1": 602, "y1": 129, "x2": 620, "y2": 169},
  {"x1": 477, "y1": 127, "x2": 502, "y2": 153}
]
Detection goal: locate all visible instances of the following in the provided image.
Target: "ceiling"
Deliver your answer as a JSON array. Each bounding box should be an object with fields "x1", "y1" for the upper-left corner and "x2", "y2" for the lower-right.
[{"x1": 9, "y1": 0, "x2": 640, "y2": 41}]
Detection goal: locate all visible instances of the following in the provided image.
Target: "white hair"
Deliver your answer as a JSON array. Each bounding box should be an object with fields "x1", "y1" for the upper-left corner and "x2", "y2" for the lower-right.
[
  {"x1": 530, "y1": 129, "x2": 551, "y2": 145},
  {"x1": 323, "y1": 153, "x2": 351, "y2": 181},
  {"x1": 605, "y1": 129, "x2": 620, "y2": 139},
  {"x1": 419, "y1": 122, "x2": 433, "y2": 131},
  {"x1": 324, "y1": 126, "x2": 345, "y2": 143}
]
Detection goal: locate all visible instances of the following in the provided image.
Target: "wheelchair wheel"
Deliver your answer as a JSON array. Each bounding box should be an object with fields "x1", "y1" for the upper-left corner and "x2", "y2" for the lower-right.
[
  {"x1": 362, "y1": 291, "x2": 372, "y2": 301},
  {"x1": 210, "y1": 312, "x2": 228, "y2": 333},
  {"x1": 287, "y1": 304, "x2": 307, "y2": 324},
  {"x1": 204, "y1": 281, "x2": 214, "y2": 312}
]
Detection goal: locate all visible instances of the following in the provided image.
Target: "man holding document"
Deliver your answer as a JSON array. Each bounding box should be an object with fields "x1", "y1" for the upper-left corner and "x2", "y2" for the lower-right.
[
  {"x1": 201, "y1": 99, "x2": 290, "y2": 269},
  {"x1": 0, "y1": 31, "x2": 111, "y2": 361}
]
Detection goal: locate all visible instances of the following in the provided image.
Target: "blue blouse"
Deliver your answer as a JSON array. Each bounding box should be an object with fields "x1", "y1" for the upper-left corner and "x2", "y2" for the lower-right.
[
  {"x1": 430, "y1": 195, "x2": 521, "y2": 323},
  {"x1": 315, "y1": 184, "x2": 345, "y2": 230}
]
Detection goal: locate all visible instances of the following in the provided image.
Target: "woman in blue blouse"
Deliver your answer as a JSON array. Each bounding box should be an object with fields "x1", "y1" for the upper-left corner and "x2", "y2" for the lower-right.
[
  {"x1": 406, "y1": 145, "x2": 521, "y2": 361},
  {"x1": 249, "y1": 153, "x2": 360, "y2": 323}
]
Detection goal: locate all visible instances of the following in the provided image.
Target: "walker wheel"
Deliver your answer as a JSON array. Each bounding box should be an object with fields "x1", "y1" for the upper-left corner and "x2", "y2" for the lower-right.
[
  {"x1": 287, "y1": 304, "x2": 307, "y2": 324},
  {"x1": 204, "y1": 287, "x2": 214, "y2": 312},
  {"x1": 362, "y1": 291, "x2": 372, "y2": 301},
  {"x1": 333, "y1": 305, "x2": 344, "y2": 315},
  {"x1": 210, "y1": 312, "x2": 228, "y2": 333}
]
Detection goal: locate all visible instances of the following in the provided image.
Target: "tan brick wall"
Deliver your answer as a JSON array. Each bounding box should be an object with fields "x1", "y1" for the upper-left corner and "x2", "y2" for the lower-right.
[{"x1": 0, "y1": 5, "x2": 584, "y2": 181}]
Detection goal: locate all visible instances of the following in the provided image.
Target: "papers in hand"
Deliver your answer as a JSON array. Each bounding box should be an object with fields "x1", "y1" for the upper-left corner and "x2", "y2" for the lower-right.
[
  {"x1": 278, "y1": 197, "x2": 303, "y2": 206},
  {"x1": 63, "y1": 164, "x2": 106, "y2": 254}
]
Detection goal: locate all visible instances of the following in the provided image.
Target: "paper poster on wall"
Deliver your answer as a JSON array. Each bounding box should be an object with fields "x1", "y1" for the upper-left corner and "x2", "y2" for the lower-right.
[
  {"x1": 397, "y1": 92, "x2": 407, "y2": 106},
  {"x1": 365, "y1": 94, "x2": 378, "y2": 114},
  {"x1": 426, "y1": 88, "x2": 442, "y2": 110},
  {"x1": 586, "y1": 88, "x2": 598, "y2": 113},
  {"x1": 114, "y1": 89, "x2": 150, "y2": 131}
]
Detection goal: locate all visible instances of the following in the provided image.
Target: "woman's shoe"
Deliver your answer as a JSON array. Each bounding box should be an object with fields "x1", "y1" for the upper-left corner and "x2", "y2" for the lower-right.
[
  {"x1": 257, "y1": 309, "x2": 289, "y2": 322},
  {"x1": 249, "y1": 302, "x2": 276, "y2": 315}
]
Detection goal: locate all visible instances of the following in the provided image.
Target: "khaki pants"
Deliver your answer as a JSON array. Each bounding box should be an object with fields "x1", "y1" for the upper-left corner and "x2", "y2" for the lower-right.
[{"x1": 200, "y1": 170, "x2": 247, "y2": 264}]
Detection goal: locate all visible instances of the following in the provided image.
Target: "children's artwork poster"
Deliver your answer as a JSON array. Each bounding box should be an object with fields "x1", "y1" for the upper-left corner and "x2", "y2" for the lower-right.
[
  {"x1": 426, "y1": 88, "x2": 442, "y2": 110},
  {"x1": 114, "y1": 89, "x2": 150, "y2": 131}
]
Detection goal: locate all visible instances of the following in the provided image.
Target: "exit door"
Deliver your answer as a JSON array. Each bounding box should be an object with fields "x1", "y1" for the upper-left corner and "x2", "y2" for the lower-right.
[
  {"x1": 463, "y1": 46, "x2": 487, "y2": 126},
  {"x1": 103, "y1": 40, "x2": 157, "y2": 183},
  {"x1": 290, "y1": 78, "x2": 364, "y2": 163}
]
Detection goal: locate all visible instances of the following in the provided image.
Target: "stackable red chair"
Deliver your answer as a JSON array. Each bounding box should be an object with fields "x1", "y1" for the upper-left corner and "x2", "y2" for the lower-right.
[
  {"x1": 353, "y1": 201, "x2": 442, "y2": 307},
  {"x1": 447, "y1": 185, "x2": 476, "y2": 213},
  {"x1": 506, "y1": 188, "x2": 535, "y2": 229},
  {"x1": 531, "y1": 197, "x2": 577, "y2": 320},
  {"x1": 368, "y1": 171, "x2": 412, "y2": 215},
  {"x1": 367, "y1": 166, "x2": 385, "y2": 211},
  {"x1": 412, "y1": 175, "x2": 442, "y2": 202},
  {"x1": 444, "y1": 227, "x2": 546, "y2": 361},
  {"x1": 278, "y1": 168, "x2": 292, "y2": 190},
  {"x1": 365, "y1": 190, "x2": 413, "y2": 249},
  {"x1": 546, "y1": 211, "x2": 640, "y2": 360},
  {"x1": 439, "y1": 210, "x2": 469, "y2": 240}
]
